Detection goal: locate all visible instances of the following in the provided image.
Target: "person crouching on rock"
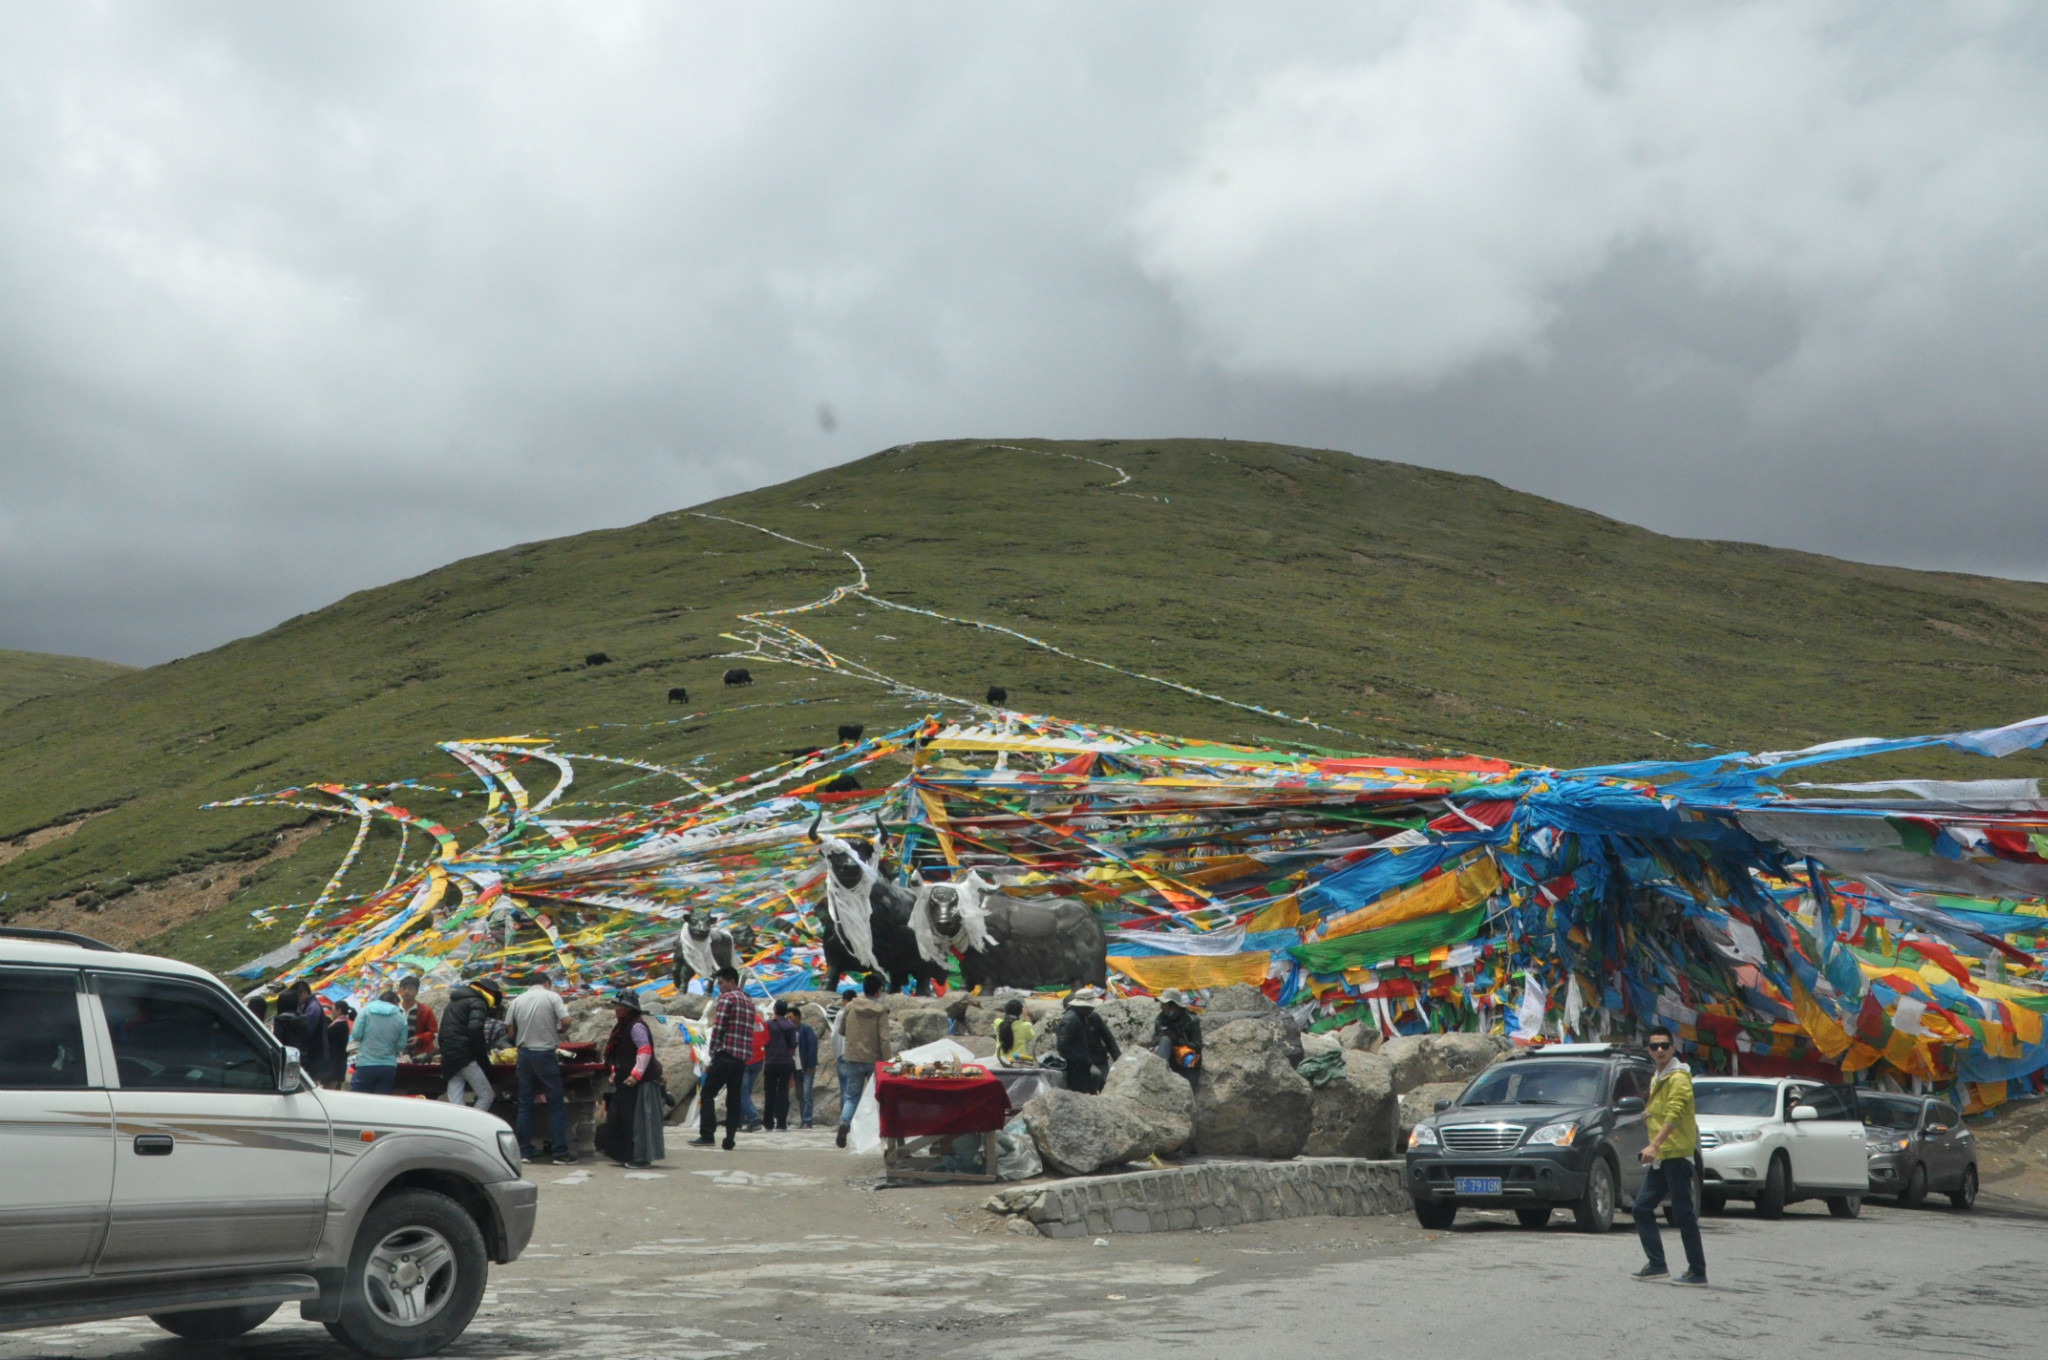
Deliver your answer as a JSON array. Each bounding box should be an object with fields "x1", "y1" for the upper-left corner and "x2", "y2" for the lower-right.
[
  {"x1": 1151, "y1": 989, "x2": 1203, "y2": 1082},
  {"x1": 996, "y1": 998, "x2": 1035, "y2": 1066},
  {"x1": 1056, "y1": 987, "x2": 1119, "y2": 1094}
]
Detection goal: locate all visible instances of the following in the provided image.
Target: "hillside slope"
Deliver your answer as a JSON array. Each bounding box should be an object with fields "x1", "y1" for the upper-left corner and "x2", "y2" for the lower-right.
[
  {"x1": 6, "y1": 438, "x2": 2048, "y2": 969},
  {"x1": 0, "y1": 648, "x2": 132, "y2": 710}
]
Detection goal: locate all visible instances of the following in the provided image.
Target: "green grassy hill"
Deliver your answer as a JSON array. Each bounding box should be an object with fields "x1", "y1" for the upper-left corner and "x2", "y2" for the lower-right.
[
  {"x1": 7, "y1": 438, "x2": 2048, "y2": 972},
  {"x1": 0, "y1": 648, "x2": 132, "y2": 710}
]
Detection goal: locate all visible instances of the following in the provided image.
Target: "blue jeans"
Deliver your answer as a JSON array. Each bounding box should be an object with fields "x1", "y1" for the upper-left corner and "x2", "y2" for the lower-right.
[
  {"x1": 796, "y1": 1068, "x2": 816, "y2": 1126},
  {"x1": 516, "y1": 1048, "x2": 569, "y2": 1157},
  {"x1": 741, "y1": 1061, "x2": 762, "y2": 1125},
  {"x1": 1635, "y1": 1156, "x2": 1706, "y2": 1276},
  {"x1": 838, "y1": 1058, "x2": 872, "y2": 1127},
  {"x1": 350, "y1": 1064, "x2": 397, "y2": 1095}
]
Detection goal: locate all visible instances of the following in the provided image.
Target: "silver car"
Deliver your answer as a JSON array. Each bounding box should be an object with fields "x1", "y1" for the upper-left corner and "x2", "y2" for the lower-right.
[
  {"x1": 0, "y1": 929, "x2": 536, "y2": 1357},
  {"x1": 1861, "y1": 1091, "x2": 1979, "y2": 1210}
]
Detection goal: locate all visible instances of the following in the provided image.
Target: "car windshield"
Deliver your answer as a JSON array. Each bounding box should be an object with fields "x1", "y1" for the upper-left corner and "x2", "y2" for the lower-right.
[
  {"x1": 1459, "y1": 1061, "x2": 1605, "y2": 1107},
  {"x1": 1693, "y1": 1082, "x2": 1777, "y2": 1117},
  {"x1": 1861, "y1": 1097, "x2": 1921, "y2": 1130}
]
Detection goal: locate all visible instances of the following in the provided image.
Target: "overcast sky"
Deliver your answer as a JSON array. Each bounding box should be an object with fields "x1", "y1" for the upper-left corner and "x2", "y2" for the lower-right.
[{"x1": 5, "y1": 2, "x2": 2047, "y2": 665}]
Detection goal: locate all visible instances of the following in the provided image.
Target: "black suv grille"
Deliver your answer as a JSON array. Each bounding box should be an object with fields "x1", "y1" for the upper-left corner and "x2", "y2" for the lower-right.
[{"x1": 1440, "y1": 1124, "x2": 1525, "y2": 1153}]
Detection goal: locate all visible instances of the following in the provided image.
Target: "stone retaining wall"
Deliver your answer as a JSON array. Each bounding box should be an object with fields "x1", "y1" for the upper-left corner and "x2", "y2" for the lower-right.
[{"x1": 986, "y1": 1158, "x2": 1408, "y2": 1238}]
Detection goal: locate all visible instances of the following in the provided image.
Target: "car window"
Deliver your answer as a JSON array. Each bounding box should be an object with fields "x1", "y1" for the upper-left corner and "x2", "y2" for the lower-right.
[
  {"x1": 1459, "y1": 1061, "x2": 1606, "y2": 1107},
  {"x1": 1794, "y1": 1085, "x2": 1856, "y2": 1122},
  {"x1": 1861, "y1": 1096, "x2": 1921, "y2": 1130},
  {"x1": 1925, "y1": 1107, "x2": 1956, "y2": 1133},
  {"x1": 1781, "y1": 1085, "x2": 1811, "y2": 1118},
  {"x1": 97, "y1": 974, "x2": 274, "y2": 1091},
  {"x1": 1613, "y1": 1068, "x2": 1648, "y2": 1102},
  {"x1": 0, "y1": 968, "x2": 90, "y2": 1089},
  {"x1": 1694, "y1": 1082, "x2": 1776, "y2": 1116}
]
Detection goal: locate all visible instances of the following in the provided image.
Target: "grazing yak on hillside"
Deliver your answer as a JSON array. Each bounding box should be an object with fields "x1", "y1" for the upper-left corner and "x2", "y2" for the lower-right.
[
  {"x1": 837, "y1": 723, "x2": 864, "y2": 744},
  {"x1": 585, "y1": 652, "x2": 611, "y2": 666},
  {"x1": 667, "y1": 686, "x2": 689, "y2": 704},
  {"x1": 911, "y1": 871, "x2": 1107, "y2": 992},
  {"x1": 806, "y1": 814, "x2": 945, "y2": 994},
  {"x1": 671, "y1": 909, "x2": 758, "y2": 990},
  {"x1": 724, "y1": 668, "x2": 753, "y2": 686},
  {"x1": 986, "y1": 685, "x2": 1007, "y2": 705}
]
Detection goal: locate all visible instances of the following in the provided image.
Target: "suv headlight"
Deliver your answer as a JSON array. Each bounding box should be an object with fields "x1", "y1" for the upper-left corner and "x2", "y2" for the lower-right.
[
  {"x1": 1526, "y1": 1122, "x2": 1577, "y2": 1147},
  {"x1": 1716, "y1": 1129, "x2": 1762, "y2": 1144},
  {"x1": 1868, "y1": 1136, "x2": 1910, "y2": 1153},
  {"x1": 1408, "y1": 1124, "x2": 1439, "y2": 1149},
  {"x1": 496, "y1": 1129, "x2": 524, "y2": 1175}
]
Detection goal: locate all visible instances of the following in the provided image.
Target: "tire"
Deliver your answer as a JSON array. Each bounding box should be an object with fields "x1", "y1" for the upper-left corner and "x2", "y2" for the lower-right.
[
  {"x1": 1950, "y1": 1165, "x2": 1978, "y2": 1211},
  {"x1": 1899, "y1": 1162, "x2": 1927, "y2": 1208},
  {"x1": 1514, "y1": 1206, "x2": 1554, "y2": 1229},
  {"x1": 1754, "y1": 1154, "x2": 1788, "y2": 1219},
  {"x1": 1572, "y1": 1157, "x2": 1616, "y2": 1233},
  {"x1": 1826, "y1": 1193, "x2": 1862, "y2": 1219},
  {"x1": 149, "y1": 1303, "x2": 279, "y2": 1340},
  {"x1": 324, "y1": 1188, "x2": 489, "y2": 1359},
  {"x1": 1412, "y1": 1198, "x2": 1457, "y2": 1230},
  {"x1": 1700, "y1": 1191, "x2": 1726, "y2": 1216}
]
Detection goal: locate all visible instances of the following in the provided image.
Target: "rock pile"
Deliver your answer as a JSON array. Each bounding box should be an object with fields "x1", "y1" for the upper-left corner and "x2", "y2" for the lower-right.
[{"x1": 1021, "y1": 1050, "x2": 1191, "y2": 1174}]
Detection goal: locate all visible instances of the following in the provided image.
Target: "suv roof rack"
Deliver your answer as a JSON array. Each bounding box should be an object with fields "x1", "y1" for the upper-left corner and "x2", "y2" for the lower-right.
[
  {"x1": 0, "y1": 926, "x2": 121, "y2": 952},
  {"x1": 1506, "y1": 1041, "x2": 1650, "y2": 1060}
]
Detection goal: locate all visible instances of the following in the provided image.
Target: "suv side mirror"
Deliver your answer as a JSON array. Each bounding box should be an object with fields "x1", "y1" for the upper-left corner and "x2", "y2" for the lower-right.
[
  {"x1": 1433, "y1": 1100, "x2": 1452, "y2": 1112},
  {"x1": 1615, "y1": 1096, "x2": 1645, "y2": 1115},
  {"x1": 279, "y1": 1046, "x2": 304, "y2": 1093},
  {"x1": 1790, "y1": 1105, "x2": 1818, "y2": 1122}
]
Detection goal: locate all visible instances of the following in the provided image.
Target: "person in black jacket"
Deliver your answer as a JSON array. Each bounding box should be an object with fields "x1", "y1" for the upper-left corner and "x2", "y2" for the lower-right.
[
  {"x1": 440, "y1": 978, "x2": 503, "y2": 1113},
  {"x1": 1056, "y1": 988, "x2": 1120, "y2": 1094}
]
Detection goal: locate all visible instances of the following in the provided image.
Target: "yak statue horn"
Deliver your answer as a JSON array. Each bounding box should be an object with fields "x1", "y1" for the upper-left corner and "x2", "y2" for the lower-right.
[{"x1": 807, "y1": 811, "x2": 823, "y2": 844}]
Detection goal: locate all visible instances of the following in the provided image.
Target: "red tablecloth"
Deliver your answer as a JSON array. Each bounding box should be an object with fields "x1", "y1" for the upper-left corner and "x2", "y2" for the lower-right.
[{"x1": 873, "y1": 1067, "x2": 1010, "y2": 1139}]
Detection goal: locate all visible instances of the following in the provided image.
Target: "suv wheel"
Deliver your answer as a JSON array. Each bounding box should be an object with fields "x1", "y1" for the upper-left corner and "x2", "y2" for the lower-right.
[
  {"x1": 1949, "y1": 1165, "x2": 1978, "y2": 1211},
  {"x1": 1754, "y1": 1154, "x2": 1789, "y2": 1219},
  {"x1": 1572, "y1": 1157, "x2": 1615, "y2": 1233},
  {"x1": 1898, "y1": 1162, "x2": 1927, "y2": 1208},
  {"x1": 1412, "y1": 1198, "x2": 1457, "y2": 1230},
  {"x1": 1826, "y1": 1193, "x2": 1862, "y2": 1219},
  {"x1": 149, "y1": 1303, "x2": 279, "y2": 1340},
  {"x1": 325, "y1": 1189, "x2": 488, "y2": 1359}
]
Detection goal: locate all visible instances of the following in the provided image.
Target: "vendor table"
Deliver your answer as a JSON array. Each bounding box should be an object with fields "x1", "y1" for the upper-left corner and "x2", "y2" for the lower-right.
[
  {"x1": 873, "y1": 1065, "x2": 1010, "y2": 1185},
  {"x1": 391, "y1": 1042, "x2": 610, "y2": 1158}
]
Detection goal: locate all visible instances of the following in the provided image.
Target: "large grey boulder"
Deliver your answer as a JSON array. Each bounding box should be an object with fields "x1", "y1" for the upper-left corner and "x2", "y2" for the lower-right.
[
  {"x1": 1207, "y1": 1014, "x2": 1304, "y2": 1070},
  {"x1": 1193, "y1": 1021, "x2": 1313, "y2": 1159},
  {"x1": 1206, "y1": 984, "x2": 1275, "y2": 1014},
  {"x1": 899, "y1": 1009, "x2": 953, "y2": 1048},
  {"x1": 1378, "y1": 1032, "x2": 1509, "y2": 1095},
  {"x1": 1303, "y1": 1051, "x2": 1398, "y2": 1157},
  {"x1": 1335, "y1": 1022, "x2": 1381, "y2": 1053},
  {"x1": 1101, "y1": 1050, "x2": 1193, "y2": 1155},
  {"x1": 1096, "y1": 997, "x2": 1161, "y2": 1052},
  {"x1": 660, "y1": 993, "x2": 708, "y2": 1020},
  {"x1": 1299, "y1": 1030, "x2": 1342, "y2": 1059},
  {"x1": 1397, "y1": 1081, "x2": 1469, "y2": 1145},
  {"x1": 563, "y1": 997, "x2": 614, "y2": 1046}
]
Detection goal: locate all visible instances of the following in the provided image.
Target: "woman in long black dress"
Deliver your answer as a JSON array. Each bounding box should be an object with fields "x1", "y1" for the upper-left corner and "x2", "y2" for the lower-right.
[{"x1": 600, "y1": 993, "x2": 666, "y2": 1167}]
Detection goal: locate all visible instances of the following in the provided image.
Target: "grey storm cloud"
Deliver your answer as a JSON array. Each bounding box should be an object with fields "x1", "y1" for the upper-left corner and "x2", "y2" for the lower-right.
[{"x1": 3, "y1": 1, "x2": 2047, "y2": 664}]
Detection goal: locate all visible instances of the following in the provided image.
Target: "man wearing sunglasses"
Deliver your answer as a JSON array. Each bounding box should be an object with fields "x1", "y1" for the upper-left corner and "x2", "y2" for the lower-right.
[{"x1": 1633, "y1": 1025, "x2": 1707, "y2": 1286}]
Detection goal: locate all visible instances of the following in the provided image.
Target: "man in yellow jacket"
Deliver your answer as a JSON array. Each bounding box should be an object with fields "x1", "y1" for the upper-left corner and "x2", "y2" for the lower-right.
[{"x1": 1634, "y1": 1024, "x2": 1707, "y2": 1286}]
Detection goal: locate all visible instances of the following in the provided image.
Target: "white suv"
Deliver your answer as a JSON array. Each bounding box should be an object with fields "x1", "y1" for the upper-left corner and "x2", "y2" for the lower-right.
[
  {"x1": 1693, "y1": 1076, "x2": 1869, "y2": 1218},
  {"x1": 0, "y1": 929, "x2": 536, "y2": 1357}
]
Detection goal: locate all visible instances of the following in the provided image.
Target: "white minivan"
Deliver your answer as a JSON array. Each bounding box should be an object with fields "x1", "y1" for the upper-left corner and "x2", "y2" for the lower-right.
[
  {"x1": 0, "y1": 928, "x2": 536, "y2": 1357},
  {"x1": 1693, "y1": 1077, "x2": 1868, "y2": 1218}
]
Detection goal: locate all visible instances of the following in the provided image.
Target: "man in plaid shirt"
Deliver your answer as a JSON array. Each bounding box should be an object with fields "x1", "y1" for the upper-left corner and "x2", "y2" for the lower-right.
[{"x1": 691, "y1": 968, "x2": 759, "y2": 1150}]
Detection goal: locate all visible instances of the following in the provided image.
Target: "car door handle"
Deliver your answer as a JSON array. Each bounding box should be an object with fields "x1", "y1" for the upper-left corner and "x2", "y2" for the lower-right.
[{"x1": 133, "y1": 1134, "x2": 174, "y2": 1156}]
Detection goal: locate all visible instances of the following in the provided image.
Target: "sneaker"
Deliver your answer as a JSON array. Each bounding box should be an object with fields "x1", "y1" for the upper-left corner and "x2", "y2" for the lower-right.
[
  {"x1": 687, "y1": 1137, "x2": 715, "y2": 1148},
  {"x1": 1671, "y1": 1271, "x2": 1710, "y2": 1288},
  {"x1": 742, "y1": 1122, "x2": 763, "y2": 1133},
  {"x1": 721, "y1": 1139, "x2": 735, "y2": 1151},
  {"x1": 835, "y1": 1124, "x2": 849, "y2": 1149},
  {"x1": 801, "y1": 1121, "x2": 815, "y2": 1129},
  {"x1": 520, "y1": 1151, "x2": 543, "y2": 1163},
  {"x1": 551, "y1": 1153, "x2": 578, "y2": 1165},
  {"x1": 1632, "y1": 1265, "x2": 1669, "y2": 1282}
]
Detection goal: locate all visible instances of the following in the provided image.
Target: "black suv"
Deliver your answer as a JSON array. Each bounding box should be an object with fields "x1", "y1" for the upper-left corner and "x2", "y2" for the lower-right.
[{"x1": 1404, "y1": 1043, "x2": 1655, "y2": 1231}]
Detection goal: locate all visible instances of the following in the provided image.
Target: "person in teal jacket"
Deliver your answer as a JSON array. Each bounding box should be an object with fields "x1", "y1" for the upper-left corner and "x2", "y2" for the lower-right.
[{"x1": 348, "y1": 990, "x2": 409, "y2": 1095}]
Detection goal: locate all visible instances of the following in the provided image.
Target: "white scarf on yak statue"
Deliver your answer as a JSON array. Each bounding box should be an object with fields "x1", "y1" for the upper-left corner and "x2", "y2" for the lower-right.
[
  {"x1": 911, "y1": 871, "x2": 998, "y2": 967},
  {"x1": 817, "y1": 836, "x2": 882, "y2": 972}
]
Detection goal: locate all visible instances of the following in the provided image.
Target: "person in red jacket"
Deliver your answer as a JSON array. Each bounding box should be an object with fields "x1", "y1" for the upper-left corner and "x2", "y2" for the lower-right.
[{"x1": 398, "y1": 974, "x2": 439, "y2": 1058}]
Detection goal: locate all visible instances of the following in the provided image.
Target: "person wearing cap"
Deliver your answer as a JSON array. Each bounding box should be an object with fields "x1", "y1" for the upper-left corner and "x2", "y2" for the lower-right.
[
  {"x1": 1150, "y1": 989, "x2": 1203, "y2": 1081},
  {"x1": 1055, "y1": 987, "x2": 1120, "y2": 1094},
  {"x1": 602, "y1": 991, "x2": 665, "y2": 1167},
  {"x1": 440, "y1": 977, "x2": 503, "y2": 1113},
  {"x1": 508, "y1": 971, "x2": 574, "y2": 1164},
  {"x1": 691, "y1": 968, "x2": 760, "y2": 1151},
  {"x1": 996, "y1": 998, "x2": 1035, "y2": 1066},
  {"x1": 762, "y1": 1000, "x2": 802, "y2": 1132}
]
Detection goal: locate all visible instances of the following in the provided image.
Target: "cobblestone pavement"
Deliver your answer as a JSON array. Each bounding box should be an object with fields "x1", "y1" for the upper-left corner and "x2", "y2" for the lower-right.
[{"x1": 6, "y1": 1130, "x2": 2041, "y2": 1360}]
